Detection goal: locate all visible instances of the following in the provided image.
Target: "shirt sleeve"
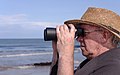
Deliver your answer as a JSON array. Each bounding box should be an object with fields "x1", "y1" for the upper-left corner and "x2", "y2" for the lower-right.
[
  {"x1": 50, "y1": 52, "x2": 59, "y2": 75},
  {"x1": 50, "y1": 60, "x2": 58, "y2": 75},
  {"x1": 91, "y1": 63, "x2": 120, "y2": 75}
]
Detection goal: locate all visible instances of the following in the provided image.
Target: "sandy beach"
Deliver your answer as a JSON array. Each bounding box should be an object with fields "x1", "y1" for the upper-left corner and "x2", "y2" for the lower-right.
[
  {"x1": 0, "y1": 62, "x2": 81, "y2": 75},
  {"x1": 0, "y1": 65, "x2": 50, "y2": 75}
]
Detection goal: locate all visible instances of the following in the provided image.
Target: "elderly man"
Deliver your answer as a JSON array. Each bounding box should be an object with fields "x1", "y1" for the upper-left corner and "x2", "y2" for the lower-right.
[{"x1": 50, "y1": 7, "x2": 120, "y2": 75}]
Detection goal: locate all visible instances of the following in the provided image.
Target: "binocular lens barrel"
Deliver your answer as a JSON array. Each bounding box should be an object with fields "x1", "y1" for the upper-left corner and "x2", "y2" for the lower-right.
[
  {"x1": 44, "y1": 28, "x2": 57, "y2": 41},
  {"x1": 44, "y1": 27, "x2": 84, "y2": 41}
]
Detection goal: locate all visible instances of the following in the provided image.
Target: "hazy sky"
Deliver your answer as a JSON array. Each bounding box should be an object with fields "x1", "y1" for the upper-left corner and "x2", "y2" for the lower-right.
[{"x1": 0, "y1": 0, "x2": 120, "y2": 39}]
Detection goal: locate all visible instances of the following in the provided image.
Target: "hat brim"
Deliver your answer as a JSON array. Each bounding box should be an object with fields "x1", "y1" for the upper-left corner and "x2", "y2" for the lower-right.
[{"x1": 64, "y1": 19, "x2": 120, "y2": 39}]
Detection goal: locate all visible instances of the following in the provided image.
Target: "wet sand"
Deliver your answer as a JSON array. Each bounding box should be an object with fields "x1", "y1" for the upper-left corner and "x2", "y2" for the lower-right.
[
  {"x1": 0, "y1": 61, "x2": 80, "y2": 75},
  {"x1": 0, "y1": 66, "x2": 50, "y2": 75}
]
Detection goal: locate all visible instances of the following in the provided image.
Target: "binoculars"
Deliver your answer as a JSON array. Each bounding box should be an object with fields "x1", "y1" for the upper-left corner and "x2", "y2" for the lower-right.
[{"x1": 44, "y1": 27, "x2": 84, "y2": 41}]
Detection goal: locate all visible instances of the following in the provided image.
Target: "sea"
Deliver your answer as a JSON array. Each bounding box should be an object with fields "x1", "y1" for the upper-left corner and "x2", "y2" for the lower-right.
[{"x1": 0, "y1": 39, "x2": 85, "y2": 75}]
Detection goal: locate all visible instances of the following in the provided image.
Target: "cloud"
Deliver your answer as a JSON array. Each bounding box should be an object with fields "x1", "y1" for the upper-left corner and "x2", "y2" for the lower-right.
[
  {"x1": 0, "y1": 14, "x2": 60, "y2": 38},
  {"x1": 0, "y1": 14, "x2": 59, "y2": 26},
  {"x1": 0, "y1": 14, "x2": 27, "y2": 25}
]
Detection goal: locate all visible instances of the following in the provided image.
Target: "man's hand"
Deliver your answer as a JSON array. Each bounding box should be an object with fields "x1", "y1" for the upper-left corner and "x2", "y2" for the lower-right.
[
  {"x1": 56, "y1": 24, "x2": 76, "y2": 57},
  {"x1": 56, "y1": 24, "x2": 76, "y2": 75}
]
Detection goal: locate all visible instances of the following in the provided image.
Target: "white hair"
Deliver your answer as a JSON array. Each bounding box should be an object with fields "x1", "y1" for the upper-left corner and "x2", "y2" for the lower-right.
[{"x1": 111, "y1": 34, "x2": 120, "y2": 47}]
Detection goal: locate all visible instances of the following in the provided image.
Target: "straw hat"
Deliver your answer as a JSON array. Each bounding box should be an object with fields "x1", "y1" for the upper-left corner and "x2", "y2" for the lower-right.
[{"x1": 64, "y1": 7, "x2": 120, "y2": 39}]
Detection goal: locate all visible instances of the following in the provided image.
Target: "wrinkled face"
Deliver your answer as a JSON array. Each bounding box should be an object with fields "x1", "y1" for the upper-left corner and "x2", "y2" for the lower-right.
[{"x1": 77, "y1": 25, "x2": 104, "y2": 59}]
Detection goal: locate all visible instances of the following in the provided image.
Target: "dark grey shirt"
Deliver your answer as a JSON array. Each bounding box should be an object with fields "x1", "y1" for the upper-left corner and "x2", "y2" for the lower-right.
[
  {"x1": 50, "y1": 47, "x2": 120, "y2": 75},
  {"x1": 75, "y1": 47, "x2": 120, "y2": 75}
]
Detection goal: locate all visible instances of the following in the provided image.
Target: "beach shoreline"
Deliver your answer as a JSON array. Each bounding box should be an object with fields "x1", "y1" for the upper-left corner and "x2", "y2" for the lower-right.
[
  {"x1": 0, "y1": 65, "x2": 51, "y2": 75},
  {"x1": 0, "y1": 59, "x2": 81, "y2": 75}
]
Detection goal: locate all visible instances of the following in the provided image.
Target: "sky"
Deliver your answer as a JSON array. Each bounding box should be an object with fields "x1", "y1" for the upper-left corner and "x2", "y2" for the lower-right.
[{"x1": 0, "y1": 0, "x2": 120, "y2": 39}]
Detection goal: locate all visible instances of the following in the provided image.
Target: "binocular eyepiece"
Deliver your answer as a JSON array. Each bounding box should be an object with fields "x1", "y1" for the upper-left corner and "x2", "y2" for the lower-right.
[{"x1": 44, "y1": 27, "x2": 84, "y2": 41}]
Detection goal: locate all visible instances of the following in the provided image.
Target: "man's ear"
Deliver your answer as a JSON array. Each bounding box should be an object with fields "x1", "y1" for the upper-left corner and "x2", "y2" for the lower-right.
[{"x1": 102, "y1": 30, "x2": 111, "y2": 43}]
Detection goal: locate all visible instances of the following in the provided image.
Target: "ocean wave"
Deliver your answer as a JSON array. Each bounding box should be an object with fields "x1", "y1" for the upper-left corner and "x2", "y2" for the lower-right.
[
  {"x1": 0, "y1": 49, "x2": 46, "y2": 53},
  {"x1": 0, "y1": 50, "x2": 80, "y2": 58},
  {"x1": 0, "y1": 52, "x2": 53, "y2": 58},
  {"x1": 15, "y1": 65, "x2": 35, "y2": 69},
  {"x1": 9, "y1": 60, "x2": 79, "y2": 69}
]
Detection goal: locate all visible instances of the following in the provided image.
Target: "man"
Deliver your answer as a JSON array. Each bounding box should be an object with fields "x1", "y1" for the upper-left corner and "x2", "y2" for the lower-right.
[{"x1": 50, "y1": 7, "x2": 120, "y2": 75}]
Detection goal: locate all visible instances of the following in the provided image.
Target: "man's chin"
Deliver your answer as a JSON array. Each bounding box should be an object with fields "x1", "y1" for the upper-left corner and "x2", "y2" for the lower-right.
[{"x1": 85, "y1": 53, "x2": 94, "y2": 59}]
